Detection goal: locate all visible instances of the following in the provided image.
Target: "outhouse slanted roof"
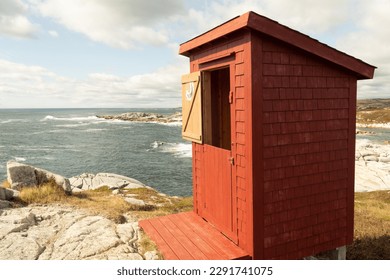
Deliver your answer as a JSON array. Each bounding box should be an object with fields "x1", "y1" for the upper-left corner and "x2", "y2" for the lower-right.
[{"x1": 179, "y1": 11, "x2": 375, "y2": 80}]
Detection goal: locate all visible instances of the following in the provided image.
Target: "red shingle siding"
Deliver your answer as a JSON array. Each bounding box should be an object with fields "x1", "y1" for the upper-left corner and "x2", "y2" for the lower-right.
[
  {"x1": 234, "y1": 48, "x2": 248, "y2": 249},
  {"x1": 260, "y1": 38, "x2": 352, "y2": 259}
]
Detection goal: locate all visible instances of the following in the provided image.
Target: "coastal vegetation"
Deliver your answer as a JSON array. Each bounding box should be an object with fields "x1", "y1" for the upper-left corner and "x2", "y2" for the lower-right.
[
  {"x1": 357, "y1": 98, "x2": 390, "y2": 124},
  {"x1": 2, "y1": 179, "x2": 193, "y2": 224},
  {"x1": 347, "y1": 190, "x2": 390, "y2": 259}
]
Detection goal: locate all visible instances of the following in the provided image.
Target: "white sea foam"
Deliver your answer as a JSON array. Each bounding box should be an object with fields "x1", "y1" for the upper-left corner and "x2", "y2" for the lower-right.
[
  {"x1": 152, "y1": 142, "x2": 192, "y2": 158},
  {"x1": 85, "y1": 128, "x2": 107, "y2": 132},
  {"x1": 356, "y1": 122, "x2": 390, "y2": 129},
  {"x1": 41, "y1": 115, "x2": 100, "y2": 122},
  {"x1": 159, "y1": 121, "x2": 182, "y2": 127},
  {"x1": 1, "y1": 119, "x2": 28, "y2": 124},
  {"x1": 55, "y1": 123, "x2": 90, "y2": 128},
  {"x1": 14, "y1": 157, "x2": 26, "y2": 162},
  {"x1": 151, "y1": 141, "x2": 164, "y2": 149}
]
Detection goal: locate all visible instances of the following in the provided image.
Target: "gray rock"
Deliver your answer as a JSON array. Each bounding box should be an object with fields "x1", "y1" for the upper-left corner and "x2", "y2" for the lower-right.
[
  {"x1": 97, "y1": 112, "x2": 182, "y2": 124},
  {"x1": 35, "y1": 167, "x2": 71, "y2": 193},
  {"x1": 363, "y1": 155, "x2": 378, "y2": 162},
  {"x1": 379, "y1": 156, "x2": 390, "y2": 163},
  {"x1": 123, "y1": 183, "x2": 147, "y2": 189},
  {"x1": 144, "y1": 251, "x2": 160, "y2": 260},
  {"x1": 7, "y1": 161, "x2": 37, "y2": 189},
  {"x1": 0, "y1": 200, "x2": 12, "y2": 209},
  {"x1": 69, "y1": 173, "x2": 145, "y2": 191},
  {"x1": 124, "y1": 197, "x2": 146, "y2": 206},
  {"x1": 0, "y1": 187, "x2": 17, "y2": 200},
  {"x1": 0, "y1": 205, "x2": 145, "y2": 260},
  {"x1": 0, "y1": 188, "x2": 6, "y2": 201},
  {"x1": 6, "y1": 161, "x2": 71, "y2": 193}
]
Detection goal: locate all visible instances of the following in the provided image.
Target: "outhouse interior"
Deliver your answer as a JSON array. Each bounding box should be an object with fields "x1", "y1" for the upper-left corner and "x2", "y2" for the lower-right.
[{"x1": 179, "y1": 11, "x2": 375, "y2": 259}]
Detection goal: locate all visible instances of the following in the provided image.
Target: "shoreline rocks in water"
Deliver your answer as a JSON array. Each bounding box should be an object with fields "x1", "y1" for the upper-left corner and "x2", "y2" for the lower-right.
[{"x1": 97, "y1": 111, "x2": 182, "y2": 124}]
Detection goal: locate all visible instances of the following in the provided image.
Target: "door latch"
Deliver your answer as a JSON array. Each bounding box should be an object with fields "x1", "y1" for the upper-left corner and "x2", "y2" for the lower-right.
[
  {"x1": 229, "y1": 157, "x2": 235, "y2": 165},
  {"x1": 229, "y1": 91, "x2": 234, "y2": 104}
]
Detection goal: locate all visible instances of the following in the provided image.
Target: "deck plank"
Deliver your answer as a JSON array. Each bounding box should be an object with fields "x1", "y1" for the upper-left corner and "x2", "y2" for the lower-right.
[
  {"x1": 138, "y1": 220, "x2": 179, "y2": 260},
  {"x1": 178, "y1": 212, "x2": 247, "y2": 259},
  {"x1": 158, "y1": 215, "x2": 209, "y2": 260},
  {"x1": 146, "y1": 218, "x2": 194, "y2": 259},
  {"x1": 166, "y1": 213, "x2": 222, "y2": 259},
  {"x1": 170, "y1": 213, "x2": 229, "y2": 260},
  {"x1": 139, "y1": 211, "x2": 250, "y2": 260}
]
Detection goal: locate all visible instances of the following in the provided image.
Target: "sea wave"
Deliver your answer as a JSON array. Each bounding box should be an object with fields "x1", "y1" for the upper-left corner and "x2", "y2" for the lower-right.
[
  {"x1": 356, "y1": 122, "x2": 390, "y2": 129},
  {"x1": 1, "y1": 119, "x2": 28, "y2": 124},
  {"x1": 14, "y1": 157, "x2": 26, "y2": 162},
  {"x1": 41, "y1": 115, "x2": 100, "y2": 122},
  {"x1": 156, "y1": 121, "x2": 182, "y2": 127},
  {"x1": 150, "y1": 141, "x2": 192, "y2": 158},
  {"x1": 55, "y1": 123, "x2": 91, "y2": 128},
  {"x1": 84, "y1": 128, "x2": 108, "y2": 132}
]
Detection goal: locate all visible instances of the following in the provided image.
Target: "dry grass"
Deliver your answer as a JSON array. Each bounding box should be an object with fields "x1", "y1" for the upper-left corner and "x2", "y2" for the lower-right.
[
  {"x1": 347, "y1": 191, "x2": 390, "y2": 259},
  {"x1": 137, "y1": 232, "x2": 163, "y2": 259},
  {"x1": 18, "y1": 179, "x2": 69, "y2": 204},
  {"x1": 67, "y1": 187, "x2": 134, "y2": 223},
  {"x1": 356, "y1": 108, "x2": 390, "y2": 124},
  {"x1": 1, "y1": 180, "x2": 11, "y2": 188},
  {"x1": 124, "y1": 188, "x2": 193, "y2": 220},
  {"x1": 15, "y1": 181, "x2": 193, "y2": 224}
]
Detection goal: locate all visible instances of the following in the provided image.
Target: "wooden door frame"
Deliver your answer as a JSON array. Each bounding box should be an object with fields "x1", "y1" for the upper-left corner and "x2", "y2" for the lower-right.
[{"x1": 198, "y1": 55, "x2": 238, "y2": 243}]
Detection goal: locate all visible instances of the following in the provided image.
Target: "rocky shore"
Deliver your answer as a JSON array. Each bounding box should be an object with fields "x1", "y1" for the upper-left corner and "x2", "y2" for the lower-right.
[
  {"x1": 97, "y1": 111, "x2": 182, "y2": 124},
  {"x1": 0, "y1": 204, "x2": 146, "y2": 260},
  {"x1": 0, "y1": 161, "x2": 181, "y2": 260}
]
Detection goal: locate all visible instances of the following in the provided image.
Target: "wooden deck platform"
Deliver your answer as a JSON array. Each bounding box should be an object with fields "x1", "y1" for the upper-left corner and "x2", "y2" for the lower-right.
[{"x1": 139, "y1": 211, "x2": 250, "y2": 260}]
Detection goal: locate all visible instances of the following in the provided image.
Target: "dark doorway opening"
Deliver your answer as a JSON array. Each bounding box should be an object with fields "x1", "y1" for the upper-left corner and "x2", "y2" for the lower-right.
[{"x1": 202, "y1": 67, "x2": 231, "y2": 150}]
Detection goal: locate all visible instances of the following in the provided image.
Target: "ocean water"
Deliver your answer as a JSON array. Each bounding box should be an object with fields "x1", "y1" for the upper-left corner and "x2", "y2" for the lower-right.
[
  {"x1": 0, "y1": 108, "x2": 192, "y2": 196},
  {"x1": 357, "y1": 126, "x2": 390, "y2": 144}
]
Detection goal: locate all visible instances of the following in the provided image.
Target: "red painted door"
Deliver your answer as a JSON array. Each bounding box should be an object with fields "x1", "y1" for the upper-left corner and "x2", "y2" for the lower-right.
[
  {"x1": 200, "y1": 67, "x2": 237, "y2": 243},
  {"x1": 202, "y1": 144, "x2": 236, "y2": 242}
]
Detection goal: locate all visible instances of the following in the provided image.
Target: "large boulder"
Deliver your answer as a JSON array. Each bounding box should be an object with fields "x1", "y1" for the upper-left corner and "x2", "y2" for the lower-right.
[
  {"x1": 0, "y1": 187, "x2": 16, "y2": 201},
  {"x1": 69, "y1": 173, "x2": 145, "y2": 191},
  {"x1": 6, "y1": 161, "x2": 71, "y2": 193},
  {"x1": 0, "y1": 205, "x2": 147, "y2": 260},
  {"x1": 6, "y1": 161, "x2": 37, "y2": 189}
]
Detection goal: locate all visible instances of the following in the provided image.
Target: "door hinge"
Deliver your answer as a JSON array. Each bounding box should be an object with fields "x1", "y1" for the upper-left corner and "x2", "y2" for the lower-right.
[
  {"x1": 229, "y1": 157, "x2": 235, "y2": 165},
  {"x1": 229, "y1": 91, "x2": 234, "y2": 104}
]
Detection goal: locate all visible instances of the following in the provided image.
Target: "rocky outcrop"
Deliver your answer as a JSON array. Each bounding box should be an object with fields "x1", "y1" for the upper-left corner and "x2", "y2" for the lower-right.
[
  {"x1": 0, "y1": 186, "x2": 18, "y2": 209},
  {"x1": 6, "y1": 161, "x2": 71, "y2": 193},
  {"x1": 0, "y1": 205, "x2": 157, "y2": 260},
  {"x1": 97, "y1": 112, "x2": 182, "y2": 124},
  {"x1": 68, "y1": 173, "x2": 145, "y2": 192},
  {"x1": 355, "y1": 139, "x2": 390, "y2": 192}
]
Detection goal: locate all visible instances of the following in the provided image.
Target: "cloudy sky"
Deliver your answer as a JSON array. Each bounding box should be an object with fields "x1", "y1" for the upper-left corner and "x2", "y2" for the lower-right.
[{"x1": 0, "y1": 0, "x2": 388, "y2": 108}]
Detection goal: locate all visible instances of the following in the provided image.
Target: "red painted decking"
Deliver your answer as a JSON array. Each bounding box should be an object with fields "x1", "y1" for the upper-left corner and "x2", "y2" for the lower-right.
[{"x1": 139, "y1": 211, "x2": 250, "y2": 260}]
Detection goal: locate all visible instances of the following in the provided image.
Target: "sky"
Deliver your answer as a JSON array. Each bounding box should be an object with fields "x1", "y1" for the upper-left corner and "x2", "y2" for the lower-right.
[{"x1": 0, "y1": 0, "x2": 388, "y2": 108}]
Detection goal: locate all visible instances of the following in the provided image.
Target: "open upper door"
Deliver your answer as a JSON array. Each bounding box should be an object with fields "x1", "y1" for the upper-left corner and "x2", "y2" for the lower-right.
[{"x1": 181, "y1": 71, "x2": 202, "y2": 143}]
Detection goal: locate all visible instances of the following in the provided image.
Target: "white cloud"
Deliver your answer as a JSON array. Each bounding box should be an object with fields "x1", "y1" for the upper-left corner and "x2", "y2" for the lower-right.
[
  {"x1": 48, "y1": 30, "x2": 58, "y2": 37},
  {"x1": 0, "y1": 58, "x2": 186, "y2": 108},
  {"x1": 335, "y1": 0, "x2": 390, "y2": 98},
  {"x1": 174, "y1": 0, "x2": 353, "y2": 43},
  {"x1": 175, "y1": 0, "x2": 384, "y2": 99},
  {"x1": 0, "y1": 0, "x2": 37, "y2": 38},
  {"x1": 30, "y1": 0, "x2": 184, "y2": 49},
  {"x1": 1, "y1": 0, "x2": 387, "y2": 107}
]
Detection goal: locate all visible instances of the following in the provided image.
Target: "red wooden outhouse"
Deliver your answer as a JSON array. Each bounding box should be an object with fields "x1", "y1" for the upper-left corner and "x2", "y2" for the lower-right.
[{"x1": 178, "y1": 11, "x2": 375, "y2": 259}]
